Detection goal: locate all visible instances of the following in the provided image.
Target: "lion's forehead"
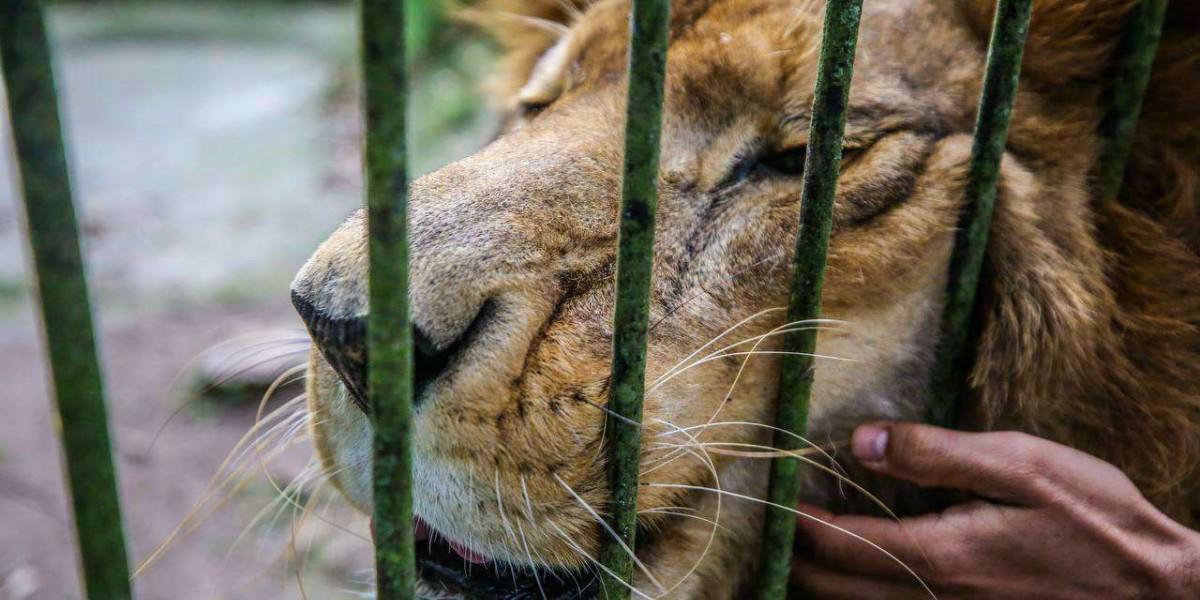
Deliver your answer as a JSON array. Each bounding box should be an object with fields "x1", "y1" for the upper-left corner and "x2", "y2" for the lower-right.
[
  {"x1": 564, "y1": 0, "x2": 820, "y2": 105},
  {"x1": 529, "y1": 0, "x2": 981, "y2": 146}
]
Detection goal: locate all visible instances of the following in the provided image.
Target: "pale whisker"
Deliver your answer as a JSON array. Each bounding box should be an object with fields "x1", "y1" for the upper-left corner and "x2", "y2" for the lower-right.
[
  {"x1": 518, "y1": 475, "x2": 549, "y2": 600},
  {"x1": 652, "y1": 306, "x2": 787, "y2": 386},
  {"x1": 638, "y1": 508, "x2": 729, "y2": 534},
  {"x1": 551, "y1": 474, "x2": 667, "y2": 594},
  {"x1": 546, "y1": 521, "x2": 655, "y2": 600},
  {"x1": 647, "y1": 418, "x2": 722, "y2": 598},
  {"x1": 644, "y1": 483, "x2": 936, "y2": 600},
  {"x1": 647, "y1": 440, "x2": 897, "y2": 521}
]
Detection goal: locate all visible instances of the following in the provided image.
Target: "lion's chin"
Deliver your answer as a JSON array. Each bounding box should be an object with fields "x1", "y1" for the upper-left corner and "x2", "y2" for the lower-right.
[{"x1": 414, "y1": 534, "x2": 598, "y2": 599}]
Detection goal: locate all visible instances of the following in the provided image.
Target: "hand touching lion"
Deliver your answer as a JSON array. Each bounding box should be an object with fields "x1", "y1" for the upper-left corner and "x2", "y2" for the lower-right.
[{"x1": 794, "y1": 423, "x2": 1200, "y2": 599}]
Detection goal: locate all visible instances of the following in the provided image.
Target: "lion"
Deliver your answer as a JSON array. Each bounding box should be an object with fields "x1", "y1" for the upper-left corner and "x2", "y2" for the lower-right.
[{"x1": 288, "y1": 0, "x2": 1200, "y2": 597}]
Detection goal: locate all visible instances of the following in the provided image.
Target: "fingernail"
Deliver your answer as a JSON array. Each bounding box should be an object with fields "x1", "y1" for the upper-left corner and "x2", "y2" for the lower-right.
[{"x1": 852, "y1": 424, "x2": 889, "y2": 463}]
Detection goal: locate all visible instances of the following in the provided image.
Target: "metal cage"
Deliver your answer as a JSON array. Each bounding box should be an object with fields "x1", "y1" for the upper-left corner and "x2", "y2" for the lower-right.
[{"x1": 0, "y1": 0, "x2": 1170, "y2": 598}]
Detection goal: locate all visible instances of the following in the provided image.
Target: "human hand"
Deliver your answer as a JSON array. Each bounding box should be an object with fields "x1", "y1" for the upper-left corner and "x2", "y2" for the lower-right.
[{"x1": 792, "y1": 422, "x2": 1200, "y2": 599}]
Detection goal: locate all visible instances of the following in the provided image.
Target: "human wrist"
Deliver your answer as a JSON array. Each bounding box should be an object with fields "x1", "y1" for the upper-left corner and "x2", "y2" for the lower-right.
[{"x1": 1149, "y1": 521, "x2": 1200, "y2": 599}]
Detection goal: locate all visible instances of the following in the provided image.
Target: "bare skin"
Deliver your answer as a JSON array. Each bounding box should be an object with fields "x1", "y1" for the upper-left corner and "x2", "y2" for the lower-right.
[{"x1": 793, "y1": 422, "x2": 1200, "y2": 599}]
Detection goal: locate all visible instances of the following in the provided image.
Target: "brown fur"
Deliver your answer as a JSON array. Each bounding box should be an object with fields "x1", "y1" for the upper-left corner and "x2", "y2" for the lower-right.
[{"x1": 292, "y1": 1, "x2": 1200, "y2": 596}]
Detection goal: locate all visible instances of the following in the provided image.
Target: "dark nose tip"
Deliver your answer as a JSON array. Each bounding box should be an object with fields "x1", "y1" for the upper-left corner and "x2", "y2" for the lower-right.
[{"x1": 291, "y1": 291, "x2": 452, "y2": 412}]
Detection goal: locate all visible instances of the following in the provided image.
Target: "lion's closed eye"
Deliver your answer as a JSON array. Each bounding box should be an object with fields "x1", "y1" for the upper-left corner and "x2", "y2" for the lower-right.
[
  {"x1": 758, "y1": 145, "x2": 807, "y2": 176},
  {"x1": 835, "y1": 130, "x2": 937, "y2": 225},
  {"x1": 518, "y1": 99, "x2": 552, "y2": 118}
]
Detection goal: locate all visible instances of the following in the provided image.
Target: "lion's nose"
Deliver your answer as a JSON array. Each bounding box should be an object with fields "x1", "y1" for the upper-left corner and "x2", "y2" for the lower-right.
[{"x1": 291, "y1": 291, "x2": 454, "y2": 412}]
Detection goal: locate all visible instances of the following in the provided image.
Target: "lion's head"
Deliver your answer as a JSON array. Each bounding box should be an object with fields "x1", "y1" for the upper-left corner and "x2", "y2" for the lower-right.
[{"x1": 289, "y1": 0, "x2": 1200, "y2": 597}]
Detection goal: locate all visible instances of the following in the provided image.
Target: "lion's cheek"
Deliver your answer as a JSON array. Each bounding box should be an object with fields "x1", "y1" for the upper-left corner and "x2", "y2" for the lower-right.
[{"x1": 810, "y1": 283, "x2": 947, "y2": 430}]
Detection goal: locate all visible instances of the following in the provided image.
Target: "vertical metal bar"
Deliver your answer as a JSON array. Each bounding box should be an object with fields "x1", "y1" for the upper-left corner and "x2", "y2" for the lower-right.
[
  {"x1": 926, "y1": 0, "x2": 1033, "y2": 428},
  {"x1": 754, "y1": 1, "x2": 862, "y2": 598},
  {"x1": 0, "y1": 2, "x2": 134, "y2": 599},
  {"x1": 1096, "y1": 0, "x2": 1168, "y2": 204},
  {"x1": 598, "y1": 0, "x2": 670, "y2": 596},
  {"x1": 361, "y1": 0, "x2": 415, "y2": 597}
]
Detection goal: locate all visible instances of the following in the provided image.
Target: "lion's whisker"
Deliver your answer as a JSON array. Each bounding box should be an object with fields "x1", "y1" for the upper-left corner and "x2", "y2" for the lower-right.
[
  {"x1": 286, "y1": 476, "x2": 326, "y2": 600},
  {"x1": 644, "y1": 483, "x2": 937, "y2": 600},
  {"x1": 204, "y1": 347, "x2": 311, "y2": 392},
  {"x1": 638, "y1": 508, "x2": 729, "y2": 533},
  {"x1": 257, "y1": 363, "x2": 310, "y2": 420},
  {"x1": 655, "y1": 350, "x2": 857, "y2": 394},
  {"x1": 262, "y1": 456, "x2": 368, "y2": 542},
  {"x1": 703, "y1": 321, "x2": 842, "y2": 428},
  {"x1": 227, "y1": 459, "x2": 324, "y2": 561},
  {"x1": 546, "y1": 521, "x2": 655, "y2": 600},
  {"x1": 145, "y1": 352, "x2": 308, "y2": 455},
  {"x1": 652, "y1": 306, "x2": 785, "y2": 386},
  {"x1": 217, "y1": 404, "x2": 309, "y2": 486},
  {"x1": 514, "y1": 481, "x2": 571, "y2": 587},
  {"x1": 573, "y1": 395, "x2": 643, "y2": 429},
  {"x1": 161, "y1": 330, "x2": 308, "y2": 398},
  {"x1": 647, "y1": 418, "x2": 723, "y2": 598},
  {"x1": 653, "y1": 318, "x2": 847, "y2": 390},
  {"x1": 494, "y1": 471, "x2": 522, "y2": 547},
  {"x1": 647, "y1": 441, "x2": 826, "y2": 458},
  {"x1": 518, "y1": 475, "x2": 550, "y2": 600},
  {"x1": 658, "y1": 420, "x2": 847, "y2": 477},
  {"x1": 648, "y1": 441, "x2": 898, "y2": 521},
  {"x1": 551, "y1": 473, "x2": 667, "y2": 594},
  {"x1": 136, "y1": 397, "x2": 313, "y2": 576}
]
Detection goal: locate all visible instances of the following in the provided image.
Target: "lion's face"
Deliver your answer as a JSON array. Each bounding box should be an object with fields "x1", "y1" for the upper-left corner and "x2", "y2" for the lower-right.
[{"x1": 290, "y1": 0, "x2": 1160, "y2": 596}]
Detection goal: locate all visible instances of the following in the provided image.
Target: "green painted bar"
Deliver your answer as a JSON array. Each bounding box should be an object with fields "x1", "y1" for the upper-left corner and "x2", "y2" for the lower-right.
[
  {"x1": 755, "y1": 1, "x2": 862, "y2": 598},
  {"x1": 0, "y1": 2, "x2": 134, "y2": 599},
  {"x1": 361, "y1": 0, "x2": 415, "y2": 597},
  {"x1": 1096, "y1": 0, "x2": 1168, "y2": 204},
  {"x1": 926, "y1": 0, "x2": 1033, "y2": 428},
  {"x1": 598, "y1": 0, "x2": 671, "y2": 596}
]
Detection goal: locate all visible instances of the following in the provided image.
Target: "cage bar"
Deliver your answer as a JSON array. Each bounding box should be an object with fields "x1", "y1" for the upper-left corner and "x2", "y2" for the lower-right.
[
  {"x1": 0, "y1": 2, "x2": 134, "y2": 598},
  {"x1": 1096, "y1": 0, "x2": 1168, "y2": 204},
  {"x1": 925, "y1": 0, "x2": 1033, "y2": 427},
  {"x1": 361, "y1": 0, "x2": 416, "y2": 597},
  {"x1": 753, "y1": 1, "x2": 863, "y2": 598},
  {"x1": 598, "y1": 0, "x2": 671, "y2": 596}
]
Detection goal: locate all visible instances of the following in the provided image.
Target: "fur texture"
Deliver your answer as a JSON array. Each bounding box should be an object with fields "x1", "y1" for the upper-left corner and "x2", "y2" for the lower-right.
[{"x1": 291, "y1": 1, "x2": 1200, "y2": 597}]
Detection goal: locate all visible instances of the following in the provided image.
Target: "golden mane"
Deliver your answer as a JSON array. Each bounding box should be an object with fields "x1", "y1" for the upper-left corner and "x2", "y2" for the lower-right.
[{"x1": 969, "y1": 0, "x2": 1200, "y2": 521}]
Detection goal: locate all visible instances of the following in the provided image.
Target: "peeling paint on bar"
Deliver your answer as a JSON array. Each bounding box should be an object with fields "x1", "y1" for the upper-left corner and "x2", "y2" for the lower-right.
[
  {"x1": 0, "y1": 2, "x2": 134, "y2": 598},
  {"x1": 599, "y1": 0, "x2": 671, "y2": 597},
  {"x1": 361, "y1": 0, "x2": 416, "y2": 598},
  {"x1": 755, "y1": 1, "x2": 863, "y2": 598},
  {"x1": 926, "y1": 0, "x2": 1033, "y2": 428}
]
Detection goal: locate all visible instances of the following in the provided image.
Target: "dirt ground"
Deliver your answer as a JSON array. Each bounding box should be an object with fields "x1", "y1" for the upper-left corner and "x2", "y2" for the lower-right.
[
  {"x1": 0, "y1": 3, "x2": 494, "y2": 598},
  {"x1": 1, "y1": 305, "x2": 375, "y2": 600}
]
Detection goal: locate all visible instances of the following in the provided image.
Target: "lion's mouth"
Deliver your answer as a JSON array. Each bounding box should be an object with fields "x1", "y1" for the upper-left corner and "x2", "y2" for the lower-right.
[{"x1": 413, "y1": 519, "x2": 599, "y2": 599}]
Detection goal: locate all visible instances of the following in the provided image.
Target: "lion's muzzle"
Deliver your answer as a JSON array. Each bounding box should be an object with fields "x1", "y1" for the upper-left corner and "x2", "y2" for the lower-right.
[{"x1": 290, "y1": 288, "x2": 466, "y2": 411}]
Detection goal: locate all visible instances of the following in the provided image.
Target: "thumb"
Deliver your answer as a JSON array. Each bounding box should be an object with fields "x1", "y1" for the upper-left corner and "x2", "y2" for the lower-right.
[{"x1": 850, "y1": 422, "x2": 1049, "y2": 503}]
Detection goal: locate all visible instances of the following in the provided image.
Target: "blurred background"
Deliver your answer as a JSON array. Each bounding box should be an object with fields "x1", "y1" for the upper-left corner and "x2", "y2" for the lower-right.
[{"x1": 0, "y1": 1, "x2": 497, "y2": 598}]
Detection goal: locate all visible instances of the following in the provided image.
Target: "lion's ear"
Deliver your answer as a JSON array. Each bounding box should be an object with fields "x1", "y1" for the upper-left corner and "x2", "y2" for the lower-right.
[
  {"x1": 961, "y1": 0, "x2": 1140, "y2": 85},
  {"x1": 458, "y1": 0, "x2": 583, "y2": 99}
]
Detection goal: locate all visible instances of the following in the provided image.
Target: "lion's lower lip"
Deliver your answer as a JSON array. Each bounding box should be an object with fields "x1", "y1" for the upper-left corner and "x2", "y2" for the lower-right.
[
  {"x1": 447, "y1": 539, "x2": 489, "y2": 564},
  {"x1": 414, "y1": 516, "x2": 432, "y2": 541},
  {"x1": 415, "y1": 534, "x2": 599, "y2": 599}
]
